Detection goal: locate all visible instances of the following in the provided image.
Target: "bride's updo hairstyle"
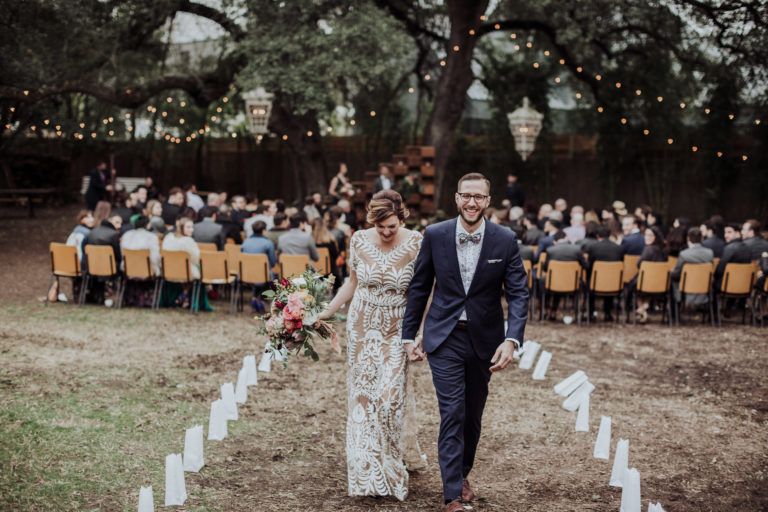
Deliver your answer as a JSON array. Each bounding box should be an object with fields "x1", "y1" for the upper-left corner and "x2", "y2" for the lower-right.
[{"x1": 366, "y1": 189, "x2": 410, "y2": 225}]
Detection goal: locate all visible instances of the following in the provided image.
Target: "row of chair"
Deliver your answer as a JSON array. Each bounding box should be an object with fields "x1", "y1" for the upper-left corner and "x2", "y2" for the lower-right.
[
  {"x1": 523, "y1": 256, "x2": 763, "y2": 327},
  {"x1": 47, "y1": 242, "x2": 326, "y2": 314}
]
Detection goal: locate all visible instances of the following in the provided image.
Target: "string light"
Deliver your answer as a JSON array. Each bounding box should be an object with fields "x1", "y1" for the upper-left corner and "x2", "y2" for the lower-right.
[
  {"x1": 453, "y1": 45, "x2": 460, "y2": 52},
  {"x1": 692, "y1": 146, "x2": 698, "y2": 152},
  {"x1": 620, "y1": 118, "x2": 627, "y2": 124},
  {"x1": 533, "y1": 62, "x2": 539, "y2": 68},
  {"x1": 635, "y1": 89, "x2": 642, "y2": 95},
  {"x1": 667, "y1": 138, "x2": 674, "y2": 144},
  {"x1": 576, "y1": 67, "x2": 582, "y2": 73},
  {"x1": 180, "y1": 101, "x2": 186, "y2": 107},
  {"x1": 179, "y1": 119, "x2": 185, "y2": 124},
  {"x1": 494, "y1": 23, "x2": 500, "y2": 30},
  {"x1": 469, "y1": 29, "x2": 475, "y2": 35},
  {"x1": 440, "y1": 60, "x2": 446, "y2": 67},
  {"x1": 615, "y1": 82, "x2": 621, "y2": 88},
  {"x1": 327, "y1": 126, "x2": 333, "y2": 132},
  {"x1": 514, "y1": 45, "x2": 520, "y2": 51},
  {"x1": 526, "y1": 42, "x2": 532, "y2": 48},
  {"x1": 211, "y1": 116, "x2": 217, "y2": 121},
  {"x1": 349, "y1": 120, "x2": 356, "y2": 126},
  {"x1": 222, "y1": 97, "x2": 229, "y2": 103},
  {"x1": 717, "y1": 151, "x2": 723, "y2": 157},
  {"x1": 742, "y1": 155, "x2": 748, "y2": 161},
  {"x1": 166, "y1": 97, "x2": 172, "y2": 103},
  {"x1": 161, "y1": 111, "x2": 167, "y2": 117},
  {"x1": 554, "y1": 77, "x2": 561, "y2": 83},
  {"x1": 282, "y1": 134, "x2": 288, "y2": 140},
  {"x1": 216, "y1": 107, "x2": 222, "y2": 113},
  {"x1": 575, "y1": 93, "x2": 582, "y2": 99},
  {"x1": 544, "y1": 50, "x2": 550, "y2": 56},
  {"x1": 643, "y1": 129, "x2": 650, "y2": 135},
  {"x1": 657, "y1": 96, "x2": 663, "y2": 102},
  {"x1": 408, "y1": 87, "x2": 414, "y2": 93},
  {"x1": 597, "y1": 106, "x2": 604, "y2": 113},
  {"x1": 232, "y1": 132, "x2": 238, "y2": 138},
  {"x1": 511, "y1": 33, "x2": 516, "y2": 39},
  {"x1": 306, "y1": 131, "x2": 312, "y2": 136},
  {"x1": 369, "y1": 111, "x2": 376, "y2": 116},
  {"x1": 728, "y1": 114, "x2": 734, "y2": 120},
  {"x1": 756, "y1": 119, "x2": 761, "y2": 125},
  {"x1": 424, "y1": 74, "x2": 431, "y2": 80},
  {"x1": 704, "y1": 108, "x2": 710, "y2": 114},
  {"x1": 595, "y1": 74, "x2": 602, "y2": 80},
  {"x1": 679, "y1": 103, "x2": 686, "y2": 109}
]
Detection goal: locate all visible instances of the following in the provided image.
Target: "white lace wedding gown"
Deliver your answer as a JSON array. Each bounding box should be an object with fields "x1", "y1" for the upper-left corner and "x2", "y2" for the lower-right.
[{"x1": 345, "y1": 229, "x2": 422, "y2": 501}]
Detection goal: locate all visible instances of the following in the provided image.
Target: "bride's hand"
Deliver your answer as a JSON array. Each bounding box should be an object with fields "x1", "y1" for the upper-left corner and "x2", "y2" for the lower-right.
[{"x1": 318, "y1": 308, "x2": 333, "y2": 321}]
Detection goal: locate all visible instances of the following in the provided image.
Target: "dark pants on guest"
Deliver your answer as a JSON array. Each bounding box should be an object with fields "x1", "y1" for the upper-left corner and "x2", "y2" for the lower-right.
[{"x1": 428, "y1": 326, "x2": 492, "y2": 502}]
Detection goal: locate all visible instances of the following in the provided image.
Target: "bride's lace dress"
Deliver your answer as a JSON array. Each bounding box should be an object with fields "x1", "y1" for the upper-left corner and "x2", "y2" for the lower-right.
[{"x1": 345, "y1": 229, "x2": 422, "y2": 501}]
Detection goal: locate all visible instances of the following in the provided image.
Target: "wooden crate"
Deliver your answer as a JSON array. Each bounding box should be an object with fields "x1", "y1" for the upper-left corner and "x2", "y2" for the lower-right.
[
  {"x1": 407, "y1": 155, "x2": 422, "y2": 167},
  {"x1": 422, "y1": 183, "x2": 435, "y2": 196},
  {"x1": 419, "y1": 197, "x2": 435, "y2": 214},
  {"x1": 392, "y1": 154, "x2": 407, "y2": 166},
  {"x1": 420, "y1": 146, "x2": 435, "y2": 158},
  {"x1": 420, "y1": 164, "x2": 434, "y2": 177},
  {"x1": 393, "y1": 164, "x2": 408, "y2": 176},
  {"x1": 406, "y1": 193, "x2": 420, "y2": 205},
  {"x1": 405, "y1": 146, "x2": 421, "y2": 157}
]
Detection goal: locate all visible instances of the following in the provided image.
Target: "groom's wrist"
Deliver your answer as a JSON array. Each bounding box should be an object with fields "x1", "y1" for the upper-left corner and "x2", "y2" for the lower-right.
[
  {"x1": 402, "y1": 339, "x2": 414, "y2": 345},
  {"x1": 505, "y1": 338, "x2": 522, "y2": 350}
]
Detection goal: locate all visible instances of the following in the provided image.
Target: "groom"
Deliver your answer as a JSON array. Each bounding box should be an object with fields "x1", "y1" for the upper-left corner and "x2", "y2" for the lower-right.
[{"x1": 402, "y1": 172, "x2": 529, "y2": 511}]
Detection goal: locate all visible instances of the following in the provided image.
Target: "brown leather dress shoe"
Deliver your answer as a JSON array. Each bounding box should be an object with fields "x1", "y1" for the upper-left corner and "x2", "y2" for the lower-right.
[
  {"x1": 444, "y1": 499, "x2": 464, "y2": 512},
  {"x1": 462, "y1": 479, "x2": 476, "y2": 501}
]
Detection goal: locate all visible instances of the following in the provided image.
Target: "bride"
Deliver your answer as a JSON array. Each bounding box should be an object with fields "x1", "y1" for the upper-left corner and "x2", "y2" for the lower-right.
[{"x1": 319, "y1": 189, "x2": 423, "y2": 501}]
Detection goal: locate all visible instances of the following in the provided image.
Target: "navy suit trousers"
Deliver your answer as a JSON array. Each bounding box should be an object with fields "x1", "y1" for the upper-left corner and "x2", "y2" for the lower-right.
[{"x1": 428, "y1": 327, "x2": 492, "y2": 501}]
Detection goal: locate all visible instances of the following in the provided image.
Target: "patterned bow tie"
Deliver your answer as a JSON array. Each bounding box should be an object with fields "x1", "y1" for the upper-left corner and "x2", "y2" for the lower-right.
[{"x1": 459, "y1": 232, "x2": 482, "y2": 245}]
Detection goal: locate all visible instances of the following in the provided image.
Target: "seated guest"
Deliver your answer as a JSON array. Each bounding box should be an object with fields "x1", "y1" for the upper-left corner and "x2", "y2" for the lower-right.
[
  {"x1": 522, "y1": 213, "x2": 544, "y2": 246},
  {"x1": 206, "y1": 192, "x2": 221, "y2": 208},
  {"x1": 162, "y1": 187, "x2": 185, "y2": 226},
  {"x1": 541, "y1": 231, "x2": 586, "y2": 321},
  {"x1": 578, "y1": 220, "x2": 600, "y2": 252},
  {"x1": 742, "y1": 219, "x2": 768, "y2": 260},
  {"x1": 266, "y1": 211, "x2": 290, "y2": 250},
  {"x1": 134, "y1": 185, "x2": 148, "y2": 211},
  {"x1": 564, "y1": 211, "x2": 585, "y2": 244},
  {"x1": 326, "y1": 209, "x2": 346, "y2": 254},
  {"x1": 714, "y1": 222, "x2": 752, "y2": 291},
  {"x1": 193, "y1": 206, "x2": 226, "y2": 250},
  {"x1": 93, "y1": 200, "x2": 112, "y2": 226},
  {"x1": 245, "y1": 203, "x2": 275, "y2": 238},
  {"x1": 145, "y1": 199, "x2": 166, "y2": 234},
  {"x1": 303, "y1": 195, "x2": 321, "y2": 222},
  {"x1": 311, "y1": 218, "x2": 341, "y2": 291},
  {"x1": 242, "y1": 220, "x2": 277, "y2": 269},
  {"x1": 632, "y1": 226, "x2": 667, "y2": 323},
  {"x1": 336, "y1": 198, "x2": 358, "y2": 231},
  {"x1": 701, "y1": 220, "x2": 725, "y2": 258},
  {"x1": 586, "y1": 224, "x2": 626, "y2": 321},
  {"x1": 162, "y1": 217, "x2": 200, "y2": 308},
  {"x1": 66, "y1": 210, "x2": 95, "y2": 261},
  {"x1": 86, "y1": 214, "x2": 123, "y2": 269},
  {"x1": 329, "y1": 205, "x2": 352, "y2": 239},
  {"x1": 184, "y1": 184, "x2": 205, "y2": 212},
  {"x1": 312, "y1": 192, "x2": 326, "y2": 219},
  {"x1": 620, "y1": 215, "x2": 644, "y2": 255},
  {"x1": 277, "y1": 212, "x2": 319, "y2": 262},
  {"x1": 112, "y1": 191, "x2": 138, "y2": 226},
  {"x1": 120, "y1": 215, "x2": 161, "y2": 276},
  {"x1": 216, "y1": 204, "x2": 243, "y2": 244},
  {"x1": 230, "y1": 195, "x2": 248, "y2": 227},
  {"x1": 512, "y1": 226, "x2": 534, "y2": 262},
  {"x1": 670, "y1": 227, "x2": 714, "y2": 306},
  {"x1": 535, "y1": 218, "x2": 562, "y2": 263},
  {"x1": 666, "y1": 226, "x2": 687, "y2": 257}
]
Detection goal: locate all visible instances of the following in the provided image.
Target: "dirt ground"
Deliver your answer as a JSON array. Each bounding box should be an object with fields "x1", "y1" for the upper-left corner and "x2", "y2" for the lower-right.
[{"x1": 0, "y1": 205, "x2": 766, "y2": 511}]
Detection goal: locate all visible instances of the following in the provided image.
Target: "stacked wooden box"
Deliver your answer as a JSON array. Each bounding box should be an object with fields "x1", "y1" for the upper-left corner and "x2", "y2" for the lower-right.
[{"x1": 404, "y1": 145, "x2": 435, "y2": 216}]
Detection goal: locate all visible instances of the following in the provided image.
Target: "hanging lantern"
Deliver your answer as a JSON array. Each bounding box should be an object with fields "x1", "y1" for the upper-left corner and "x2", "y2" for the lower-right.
[
  {"x1": 243, "y1": 87, "x2": 273, "y2": 136},
  {"x1": 507, "y1": 97, "x2": 543, "y2": 161}
]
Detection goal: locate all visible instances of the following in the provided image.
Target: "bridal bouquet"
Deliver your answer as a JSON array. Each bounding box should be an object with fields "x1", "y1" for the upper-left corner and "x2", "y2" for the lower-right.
[
  {"x1": 340, "y1": 182, "x2": 357, "y2": 198},
  {"x1": 258, "y1": 268, "x2": 340, "y2": 365}
]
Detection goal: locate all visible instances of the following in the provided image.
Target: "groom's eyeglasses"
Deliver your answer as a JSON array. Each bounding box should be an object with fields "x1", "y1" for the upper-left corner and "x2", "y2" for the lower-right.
[{"x1": 457, "y1": 193, "x2": 489, "y2": 203}]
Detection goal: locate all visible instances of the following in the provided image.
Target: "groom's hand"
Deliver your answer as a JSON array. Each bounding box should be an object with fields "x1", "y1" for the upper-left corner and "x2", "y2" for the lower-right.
[
  {"x1": 404, "y1": 340, "x2": 426, "y2": 362},
  {"x1": 490, "y1": 340, "x2": 516, "y2": 372}
]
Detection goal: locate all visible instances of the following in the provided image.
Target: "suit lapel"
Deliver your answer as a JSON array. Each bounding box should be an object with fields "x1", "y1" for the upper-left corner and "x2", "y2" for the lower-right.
[
  {"x1": 468, "y1": 221, "x2": 495, "y2": 294},
  {"x1": 442, "y1": 220, "x2": 464, "y2": 294}
]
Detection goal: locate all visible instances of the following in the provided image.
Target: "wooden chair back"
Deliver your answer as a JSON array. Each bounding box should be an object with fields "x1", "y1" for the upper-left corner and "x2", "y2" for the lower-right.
[
  {"x1": 84, "y1": 245, "x2": 117, "y2": 277},
  {"x1": 225, "y1": 244, "x2": 241, "y2": 276},
  {"x1": 623, "y1": 254, "x2": 640, "y2": 285},
  {"x1": 545, "y1": 261, "x2": 581, "y2": 293},
  {"x1": 123, "y1": 249, "x2": 153, "y2": 279},
  {"x1": 535, "y1": 251, "x2": 548, "y2": 276},
  {"x1": 50, "y1": 242, "x2": 81, "y2": 277},
  {"x1": 161, "y1": 250, "x2": 192, "y2": 283},
  {"x1": 528, "y1": 245, "x2": 538, "y2": 256},
  {"x1": 196, "y1": 242, "x2": 218, "y2": 252},
  {"x1": 522, "y1": 259, "x2": 533, "y2": 289},
  {"x1": 680, "y1": 263, "x2": 713, "y2": 295},
  {"x1": 279, "y1": 254, "x2": 310, "y2": 279},
  {"x1": 713, "y1": 257, "x2": 720, "y2": 269},
  {"x1": 240, "y1": 253, "x2": 271, "y2": 284},
  {"x1": 314, "y1": 247, "x2": 331, "y2": 274},
  {"x1": 637, "y1": 261, "x2": 670, "y2": 294},
  {"x1": 589, "y1": 261, "x2": 624, "y2": 294},
  {"x1": 200, "y1": 251, "x2": 232, "y2": 284},
  {"x1": 667, "y1": 255, "x2": 679, "y2": 271},
  {"x1": 226, "y1": 237, "x2": 235, "y2": 245},
  {"x1": 720, "y1": 263, "x2": 755, "y2": 296}
]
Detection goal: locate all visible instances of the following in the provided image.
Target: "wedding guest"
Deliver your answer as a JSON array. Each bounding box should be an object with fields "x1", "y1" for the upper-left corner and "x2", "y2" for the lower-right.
[
  {"x1": 535, "y1": 218, "x2": 562, "y2": 262},
  {"x1": 266, "y1": 212, "x2": 289, "y2": 250},
  {"x1": 312, "y1": 218, "x2": 342, "y2": 290},
  {"x1": 216, "y1": 204, "x2": 243, "y2": 244},
  {"x1": 66, "y1": 210, "x2": 95, "y2": 261},
  {"x1": 670, "y1": 227, "x2": 713, "y2": 306},
  {"x1": 303, "y1": 195, "x2": 321, "y2": 221},
  {"x1": 206, "y1": 192, "x2": 221, "y2": 208},
  {"x1": 554, "y1": 197, "x2": 570, "y2": 227},
  {"x1": 666, "y1": 226, "x2": 688, "y2": 257},
  {"x1": 328, "y1": 162, "x2": 351, "y2": 202},
  {"x1": 162, "y1": 217, "x2": 201, "y2": 306},
  {"x1": 330, "y1": 206, "x2": 352, "y2": 240},
  {"x1": 564, "y1": 211, "x2": 585, "y2": 244},
  {"x1": 230, "y1": 195, "x2": 248, "y2": 227},
  {"x1": 522, "y1": 213, "x2": 544, "y2": 245},
  {"x1": 372, "y1": 164, "x2": 393, "y2": 194},
  {"x1": 245, "y1": 202, "x2": 276, "y2": 237},
  {"x1": 714, "y1": 222, "x2": 752, "y2": 290},
  {"x1": 541, "y1": 231, "x2": 586, "y2": 320},
  {"x1": 134, "y1": 185, "x2": 148, "y2": 211},
  {"x1": 120, "y1": 215, "x2": 161, "y2": 276},
  {"x1": 607, "y1": 218, "x2": 622, "y2": 244},
  {"x1": 620, "y1": 215, "x2": 644, "y2": 255},
  {"x1": 93, "y1": 200, "x2": 112, "y2": 227},
  {"x1": 578, "y1": 221, "x2": 600, "y2": 253},
  {"x1": 193, "y1": 206, "x2": 226, "y2": 250},
  {"x1": 242, "y1": 220, "x2": 276, "y2": 270},
  {"x1": 505, "y1": 172, "x2": 524, "y2": 207},
  {"x1": 337, "y1": 198, "x2": 358, "y2": 231},
  {"x1": 633, "y1": 226, "x2": 667, "y2": 323},
  {"x1": 84, "y1": 161, "x2": 114, "y2": 210},
  {"x1": 277, "y1": 212, "x2": 319, "y2": 262},
  {"x1": 83, "y1": 213, "x2": 123, "y2": 304},
  {"x1": 701, "y1": 220, "x2": 725, "y2": 258},
  {"x1": 587, "y1": 224, "x2": 626, "y2": 321},
  {"x1": 742, "y1": 219, "x2": 768, "y2": 260},
  {"x1": 162, "y1": 187, "x2": 185, "y2": 226},
  {"x1": 145, "y1": 199, "x2": 166, "y2": 234},
  {"x1": 184, "y1": 184, "x2": 205, "y2": 212}
]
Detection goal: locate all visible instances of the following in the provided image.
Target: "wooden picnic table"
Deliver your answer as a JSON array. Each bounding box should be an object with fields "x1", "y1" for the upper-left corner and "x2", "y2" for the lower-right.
[{"x1": 0, "y1": 188, "x2": 56, "y2": 217}]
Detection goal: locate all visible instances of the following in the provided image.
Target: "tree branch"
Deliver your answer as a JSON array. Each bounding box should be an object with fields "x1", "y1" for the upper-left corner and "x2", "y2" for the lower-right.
[{"x1": 372, "y1": 0, "x2": 447, "y2": 42}]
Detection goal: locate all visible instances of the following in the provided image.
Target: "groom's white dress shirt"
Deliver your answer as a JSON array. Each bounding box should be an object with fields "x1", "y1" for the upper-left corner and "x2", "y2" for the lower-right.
[{"x1": 456, "y1": 217, "x2": 485, "y2": 321}]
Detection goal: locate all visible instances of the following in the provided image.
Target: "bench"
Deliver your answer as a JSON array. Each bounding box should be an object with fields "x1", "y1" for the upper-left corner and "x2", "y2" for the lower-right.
[
  {"x1": 80, "y1": 176, "x2": 147, "y2": 196},
  {"x1": 0, "y1": 188, "x2": 56, "y2": 217}
]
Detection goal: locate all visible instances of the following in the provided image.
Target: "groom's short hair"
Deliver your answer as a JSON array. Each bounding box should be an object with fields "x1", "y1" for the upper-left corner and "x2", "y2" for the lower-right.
[{"x1": 458, "y1": 172, "x2": 491, "y2": 193}]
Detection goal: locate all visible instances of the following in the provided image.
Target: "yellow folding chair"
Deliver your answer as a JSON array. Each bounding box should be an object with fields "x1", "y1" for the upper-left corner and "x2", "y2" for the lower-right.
[
  {"x1": 522, "y1": 259, "x2": 534, "y2": 319},
  {"x1": 632, "y1": 261, "x2": 672, "y2": 326},
  {"x1": 81, "y1": 245, "x2": 120, "y2": 306},
  {"x1": 623, "y1": 254, "x2": 640, "y2": 286},
  {"x1": 160, "y1": 250, "x2": 198, "y2": 314},
  {"x1": 119, "y1": 248, "x2": 161, "y2": 309},
  {"x1": 314, "y1": 247, "x2": 332, "y2": 275},
  {"x1": 676, "y1": 263, "x2": 714, "y2": 327},
  {"x1": 236, "y1": 253, "x2": 271, "y2": 312},
  {"x1": 196, "y1": 242, "x2": 218, "y2": 252},
  {"x1": 717, "y1": 263, "x2": 756, "y2": 327},
  {"x1": 279, "y1": 254, "x2": 310, "y2": 279},
  {"x1": 541, "y1": 260, "x2": 582, "y2": 325},
  {"x1": 199, "y1": 251, "x2": 236, "y2": 314},
  {"x1": 586, "y1": 261, "x2": 624, "y2": 326},
  {"x1": 47, "y1": 242, "x2": 82, "y2": 306}
]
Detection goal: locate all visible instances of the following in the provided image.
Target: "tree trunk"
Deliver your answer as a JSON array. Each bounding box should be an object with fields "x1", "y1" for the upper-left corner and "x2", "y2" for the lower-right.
[
  {"x1": 268, "y1": 95, "x2": 327, "y2": 202},
  {"x1": 423, "y1": 0, "x2": 489, "y2": 206}
]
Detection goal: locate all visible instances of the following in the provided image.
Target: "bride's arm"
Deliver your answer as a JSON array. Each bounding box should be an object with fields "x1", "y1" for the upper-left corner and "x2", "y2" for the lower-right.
[{"x1": 319, "y1": 270, "x2": 357, "y2": 319}]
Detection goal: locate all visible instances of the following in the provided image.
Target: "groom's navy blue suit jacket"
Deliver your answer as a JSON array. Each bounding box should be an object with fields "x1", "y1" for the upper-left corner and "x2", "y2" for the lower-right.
[{"x1": 402, "y1": 219, "x2": 529, "y2": 360}]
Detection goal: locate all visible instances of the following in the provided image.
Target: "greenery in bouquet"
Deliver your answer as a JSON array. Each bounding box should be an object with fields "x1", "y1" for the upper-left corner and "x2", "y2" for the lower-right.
[
  {"x1": 398, "y1": 172, "x2": 423, "y2": 197},
  {"x1": 257, "y1": 268, "x2": 340, "y2": 366}
]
